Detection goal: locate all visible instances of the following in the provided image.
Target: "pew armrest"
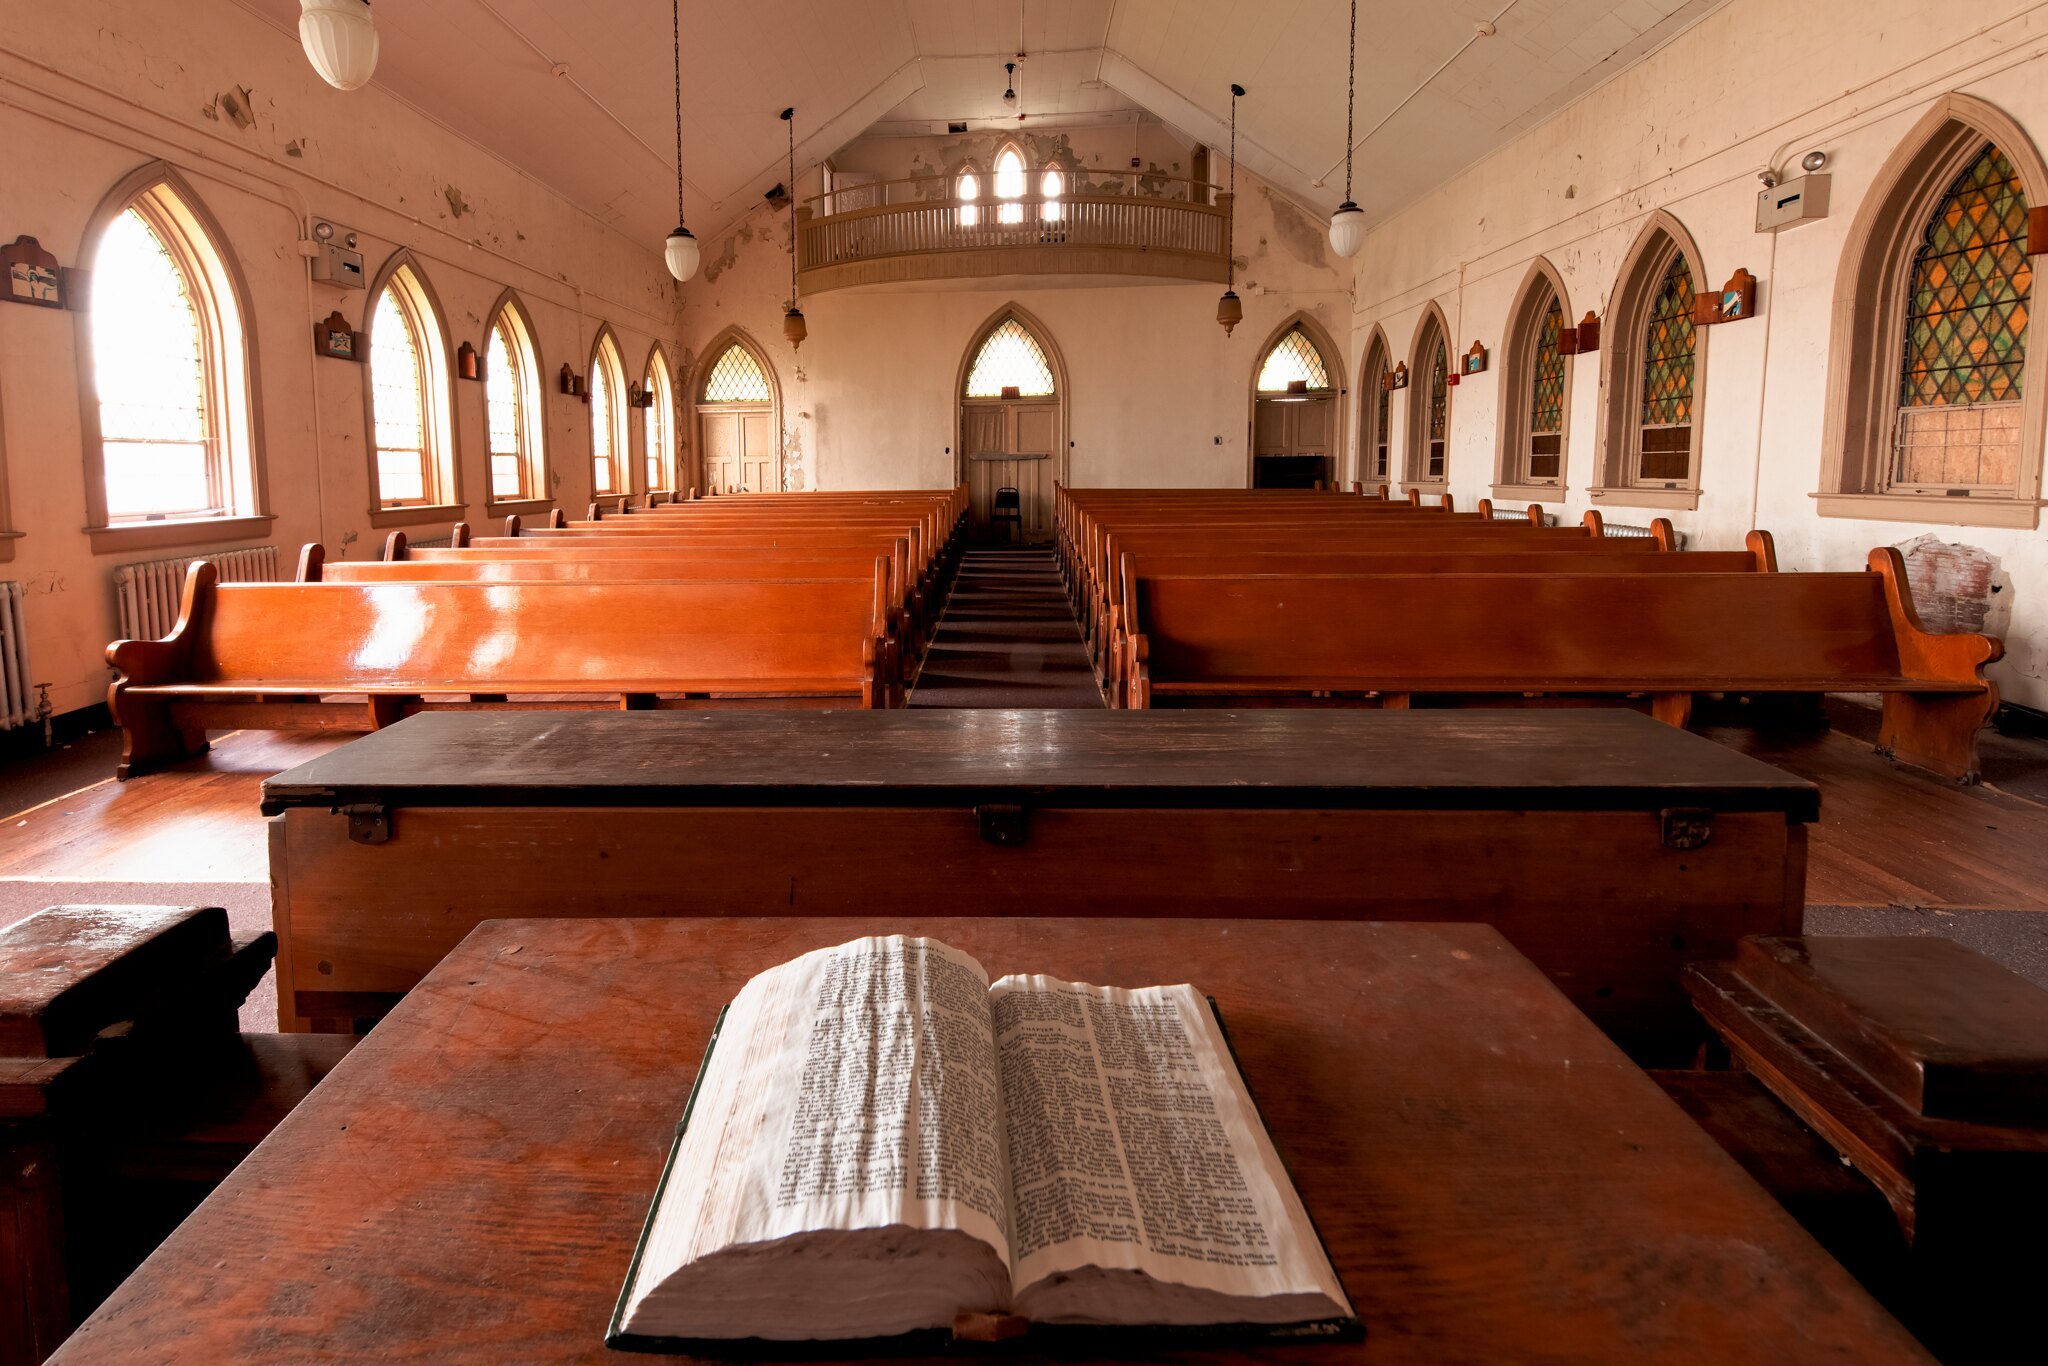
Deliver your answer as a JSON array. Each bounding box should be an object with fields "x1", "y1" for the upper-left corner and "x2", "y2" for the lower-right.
[
  {"x1": 106, "y1": 561, "x2": 214, "y2": 685},
  {"x1": 1868, "y1": 546, "x2": 2004, "y2": 784},
  {"x1": 1869, "y1": 547, "x2": 2004, "y2": 685}
]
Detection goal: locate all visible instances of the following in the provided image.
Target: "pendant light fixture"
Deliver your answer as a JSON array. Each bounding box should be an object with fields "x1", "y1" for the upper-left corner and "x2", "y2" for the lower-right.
[
  {"x1": 1328, "y1": 0, "x2": 1366, "y2": 259},
  {"x1": 1217, "y1": 83, "x2": 1245, "y2": 336},
  {"x1": 299, "y1": 0, "x2": 379, "y2": 92},
  {"x1": 781, "y1": 107, "x2": 807, "y2": 350},
  {"x1": 663, "y1": 0, "x2": 699, "y2": 282},
  {"x1": 1002, "y1": 62, "x2": 1019, "y2": 110}
]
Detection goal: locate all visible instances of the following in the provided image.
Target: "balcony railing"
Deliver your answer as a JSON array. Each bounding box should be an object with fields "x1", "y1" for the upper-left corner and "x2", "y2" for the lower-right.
[{"x1": 796, "y1": 172, "x2": 1231, "y2": 294}]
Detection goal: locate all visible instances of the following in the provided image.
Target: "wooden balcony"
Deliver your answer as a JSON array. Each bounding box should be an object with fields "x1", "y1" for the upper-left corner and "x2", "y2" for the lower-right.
[{"x1": 796, "y1": 175, "x2": 1230, "y2": 294}]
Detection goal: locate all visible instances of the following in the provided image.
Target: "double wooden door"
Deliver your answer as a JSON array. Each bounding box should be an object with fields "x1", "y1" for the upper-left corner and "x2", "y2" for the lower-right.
[
  {"x1": 697, "y1": 405, "x2": 778, "y2": 494},
  {"x1": 961, "y1": 399, "x2": 1061, "y2": 541},
  {"x1": 1252, "y1": 394, "x2": 1334, "y2": 488}
]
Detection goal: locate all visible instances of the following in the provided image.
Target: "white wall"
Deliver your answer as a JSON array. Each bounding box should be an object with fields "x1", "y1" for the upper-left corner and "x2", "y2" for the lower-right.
[
  {"x1": 0, "y1": 0, "x2": 680, "y2": 716},
  {"x1": 1345, "y1": 0, "x2": 2048, "y2": 708},
  {"x1": 682, "y1": 128, "x2": 1353, "y2": 494}
]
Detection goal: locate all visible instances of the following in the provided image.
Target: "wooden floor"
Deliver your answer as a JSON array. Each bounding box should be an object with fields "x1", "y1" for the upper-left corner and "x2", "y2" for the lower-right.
[{"x1": 1, "y1": 716, "x2": 2044, "y2": 913}]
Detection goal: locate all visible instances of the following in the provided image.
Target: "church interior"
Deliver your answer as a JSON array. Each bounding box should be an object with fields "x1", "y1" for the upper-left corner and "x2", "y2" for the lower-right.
[{"x1": 4, "y1": 0, "x2": 2048, "y2": 1361}]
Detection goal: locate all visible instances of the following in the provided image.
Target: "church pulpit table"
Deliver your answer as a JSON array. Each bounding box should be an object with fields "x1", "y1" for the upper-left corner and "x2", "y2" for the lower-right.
[
  {"x1": 259, "y1": 708, "x2": 1817, "y2": 1057},
  {"x1": 50, "y1": 918, "x2": 1926, "y2": 1363}
]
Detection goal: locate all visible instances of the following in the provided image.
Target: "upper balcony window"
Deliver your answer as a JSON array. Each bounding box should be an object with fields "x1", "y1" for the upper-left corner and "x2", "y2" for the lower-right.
[
  {"x1": 958, "y1": 168, "x2": 982, "y2": 229},
  {"x1": 1041, "y1": 167, "x2": 1066, "y2": 223},
  {"x1": 994, "y1": 146, "x2": 1027, "y2": 225}
]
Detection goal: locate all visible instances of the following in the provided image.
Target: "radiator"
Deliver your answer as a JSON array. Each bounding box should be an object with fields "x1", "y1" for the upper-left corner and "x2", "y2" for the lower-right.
[
  {"x1": 1603, "y1": 521, "x2": 1687, "y2": 549},
  {"x1": 114, "y1": 545, "x2": 279, "y2": 640},
  {"x1": 0, "y1": 581, "x2": 32, "y2": 731},
  {"x1": 1488, "y1": 508, "x2": 1550, "y2": 527},
  {"x1": 408, "y1": 535, "x2": 454, "y2": 550}
]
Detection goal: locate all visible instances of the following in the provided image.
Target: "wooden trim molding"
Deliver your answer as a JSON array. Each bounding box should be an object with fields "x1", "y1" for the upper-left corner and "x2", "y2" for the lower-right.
[
  {"x1": 1355, "y1": 327, "x2": 1393, "y2": 488},
  {"x1": 368, "y1": 503, "x2": 468, "y2": 530},
  {"x1": 1490, "y1": 483, "x2": 1565, "y2": 503},
  {"x1": 483, "y1": 497, "x2": 555, "y2": 516},
  {"x1": 1496, "y1": 257, "x2": 1574, "y2": 493},
  {"x1": 86, "y1": 514, "x2": 277, "y2": 556},
  {"x1": 1587, "y1": 485, "x2": 1702, "y2": 512},
  {"x1": 482, "y1": 289, "x2": 551, "y2": 505},
  {"x1": 1816, "y1": 93, "x2": 2048, "y2": 526},
  {"x1": 362, "y1": 251, "x2": 463, "y2": 515},
  {"x1": 1245, "y1": 311, "x2": 1348, "y2": 488},
  {"x1": 1404, "y1": 301, "x2": 1454, "y2": 487}
]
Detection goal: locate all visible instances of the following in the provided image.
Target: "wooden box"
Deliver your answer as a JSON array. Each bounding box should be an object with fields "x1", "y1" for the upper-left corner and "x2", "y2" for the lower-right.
[{"x1": 261, "y1": 709, "x2": 1816, "y2": 1057}]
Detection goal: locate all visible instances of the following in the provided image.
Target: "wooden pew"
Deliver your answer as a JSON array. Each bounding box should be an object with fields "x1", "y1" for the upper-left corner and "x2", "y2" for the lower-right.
[
  {"x1": 1119, "y1": 549, "x2": 2002, "y2": 781},
  {"x1": 104, "y1": 559, "x2": 894, "y2": 778}
]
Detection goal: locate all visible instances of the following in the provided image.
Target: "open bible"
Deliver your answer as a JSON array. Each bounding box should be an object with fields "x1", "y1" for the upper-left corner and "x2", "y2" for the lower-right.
[{"x1": 609, "y1": 935, "x2": 1355, "y2": 1349}]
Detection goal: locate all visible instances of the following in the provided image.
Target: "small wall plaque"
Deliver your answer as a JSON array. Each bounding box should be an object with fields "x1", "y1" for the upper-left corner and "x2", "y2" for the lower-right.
[
  {"x1": 314, "y1": 310, "x2": 361, "y2": 360},
  {"x1": 457, "y1": 340, "x2": 480, "y2": 380},
  {"x1": 1463, "y1": 341, "x2": 1489, "y2": 375},
  {"x1": 1, "y1": 236, "x2": 65, "y2": 309},
  {"x1": 1573, "y1": 312, "x2": 1600, "y2": 353},
  {"x1": 1385, "y1": 361, "x2": 1410, "y2": 392},
  {"x1": 1694, "y1": 268, "x2": 1758, "y2": 325}
]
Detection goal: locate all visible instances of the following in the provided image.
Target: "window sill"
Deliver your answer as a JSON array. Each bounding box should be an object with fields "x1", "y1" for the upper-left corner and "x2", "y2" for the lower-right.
[
  {"x1": 1812, "y1": 491, "x2": 2042, "y2": 530},
  {"x1": 369, "y1": 503, "x2": 470, "y2": 530},
  {"x1": 1489, "y1": 483, "x2": 1564, "y2": 503},
  {"x1": 0, "y1": 530, "x2": 21, "y2": 564},
  {"x1": 1588, "y1": 486, "x2": 1700, "y2": 512},
  {"x1": 87, "y1": 515, "x2": 277, "y2": 556},
  {"x1": 484, "y1": 498, "x2": 556, "y2": 516}
]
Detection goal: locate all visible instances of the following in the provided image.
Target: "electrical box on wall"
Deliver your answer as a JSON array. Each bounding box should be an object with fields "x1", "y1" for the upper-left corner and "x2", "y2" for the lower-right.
[
  {"x1": 1756, "y1": 174, "x2": 1831, "y2": 232},
  {"x1": 307, "y1": 217, "x2": 365, "y2": 287}
]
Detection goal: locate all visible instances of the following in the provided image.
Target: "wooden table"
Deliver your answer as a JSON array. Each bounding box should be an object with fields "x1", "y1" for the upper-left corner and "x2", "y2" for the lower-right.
[
  {"x1": 260, "y1": 709, "x2": 1817, "y2": 1056},
  {"x1": 53, "y1": 918, "x2": 1925, "y2": 1363}
]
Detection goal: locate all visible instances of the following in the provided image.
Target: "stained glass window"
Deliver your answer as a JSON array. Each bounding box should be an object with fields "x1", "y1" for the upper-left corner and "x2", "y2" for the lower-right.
[
  {"x1": 94, "y1": 207, "x2": 215, "y2": 520},
  {"x1": 590, "y1": 335, "x2": 624, "y2": 496},
  {"x1": 370, "y1": 281, "x2": 430, "y2": 504},
  {"x1": 965, "y1": 318, "x2": 1056, "y2": 397},
  {"x1": 1637, "y1": 251, "x2": 1696, "y2": 482},
  {"x1": 1892, "y1": 143, "x2": 2030, "y2": 494},
  {"x1": 486, "y1": 313, "x2": 531, "y2": 500},
  {"x1": 701, "y1": 342, "x2": 771, "y2": 403},
  {"x1": 1426, "y1": 333, "x2": 1449, "y2": 479},
  {"x1": 644, "y1": 357, "x2": 675, "y2": 491},
  {"x1": 1528, "y1": 295, "x2": 1565, "y2": 482},
  {"x1": 1256, "y1": 326, "x2": 1332, "y2": 392},
  {"x1": 1365, "y1": 346, "x2": 1390, "y2": 482}
]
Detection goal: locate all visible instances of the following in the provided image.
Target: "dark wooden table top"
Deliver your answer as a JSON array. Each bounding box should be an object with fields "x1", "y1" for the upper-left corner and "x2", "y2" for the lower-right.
[
  {"x1": 55, "y1": 918, "x2": 1922, "y2": 1363},
  {"x1": 259, "y1": 710, "x2": 1818, "y2": 818}
]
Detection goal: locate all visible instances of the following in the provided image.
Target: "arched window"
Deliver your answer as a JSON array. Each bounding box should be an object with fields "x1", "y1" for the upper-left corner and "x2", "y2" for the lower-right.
[
  {"x1": 965, "y1": 317, "x2": 1057, "y2": 397},
  {"x1": 485, "y1": 296, "x2": 546, "y2": 504},
  {"x1": 1359, "y1": 331, "x2": 1392, "y2": 486},
  {"x1": 1041, "y1": 165, "x2": 1066, "y2": 224},
  {"x1": 85, "y1": 175, "x2": 260, "y2": 531},
  {"x1": 1497, "y1": 262, "x2": 1572, "y2": 494},
  {"x1": 994, "y1": 145, "x2": 1028, "y2": 225},
  {"x1": 365, "y1": 260, "x2": 454, "y2": 510},
  {"x1": 1595, "y1": 214, "x2": 1706, "y2": 507},
  {"x1": 957, "y1": 165, "x2": 982, "y2": 229},
  {"x1": 701, "y1": 340, "x2": 773, "y2": 403},
  {"x1": 1256, "y1": 326, "x2": 1333, "y2": 393},
  {"x1": 1406, "y1": 310, "x2": 1451, "y2": 486},
  {"x1": 589, "y1": 331, "x2": 627, "y2": 497},
  {"x1": 644, "y1": 349, "x2": 677, "y2": 493}
]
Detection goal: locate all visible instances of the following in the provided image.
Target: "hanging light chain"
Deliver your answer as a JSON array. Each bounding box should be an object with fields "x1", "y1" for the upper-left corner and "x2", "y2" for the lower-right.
[
  {"x1": 785, "y1": 107, "x2": 798, "y2": 307},
  {"x1": 671, "y1": 0, "x2": 686, "y2": 226},
  {"x1": 1344, "y1": 0, "x2": 1357, "y2": 204},
  {"x1": 1226, "y1": 84, "x2": 1238, "y2": 291}
]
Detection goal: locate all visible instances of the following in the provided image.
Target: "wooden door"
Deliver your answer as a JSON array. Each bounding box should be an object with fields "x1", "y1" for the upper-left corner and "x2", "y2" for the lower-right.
[
  {"x1": 697, "y1": 406, "x2": 776, "y2": 494},
  {"x1": 961, "y1": 400, "x2": 1060, "y2": 541},
  {"x1": 1253, "y1": 395, "x2": 1335, "y2": 488}
]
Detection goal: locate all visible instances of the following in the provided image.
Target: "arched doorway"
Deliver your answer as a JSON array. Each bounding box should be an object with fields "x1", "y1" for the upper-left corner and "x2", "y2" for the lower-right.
[
  {"x1": 957, "y1": 307, "x2": 1066, "y2": 540},
  {"x1": 1251, "y1": 318, "x2": 1341, "y2": 488},
  {"x1": 693, "y1": 330, "x2": 780, "y2": 494}
]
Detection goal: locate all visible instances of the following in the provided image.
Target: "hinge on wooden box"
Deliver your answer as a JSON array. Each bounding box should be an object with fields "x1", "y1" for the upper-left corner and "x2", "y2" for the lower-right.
[
  {"x1": 341, "y1": 803, "x2": 392, "y2": 845},
  {"x1": 1660, "y1": 807, "x2": 1713, "y2": 850},
  {"x1": 976, "y1": 803, "x2": 1030, "y2": 848}
]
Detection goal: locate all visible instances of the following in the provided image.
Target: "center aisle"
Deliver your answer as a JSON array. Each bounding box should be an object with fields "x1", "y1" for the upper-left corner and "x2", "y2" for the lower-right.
[{"x1": 908, "y1": 547, "x2": 1104, "y2": 708}]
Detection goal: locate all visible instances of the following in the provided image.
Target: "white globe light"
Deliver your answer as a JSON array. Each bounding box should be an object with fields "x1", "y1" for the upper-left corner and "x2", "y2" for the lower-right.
[
  {"x1": 665, "y1": 227, "x2": 700, "y2": 283},
  {"x1": 1328, "y1": 201, "x2": 1367, "y2": 259},
  {"x1": 300, "y1": 0, "x2": 379, "y2": 92}
]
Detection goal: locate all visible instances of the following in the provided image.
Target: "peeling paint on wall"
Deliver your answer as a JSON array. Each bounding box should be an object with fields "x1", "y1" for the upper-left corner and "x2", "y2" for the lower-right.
[
  {"x1": 1893, "y1": 534, "x2": 2007, "y2": 636},
  {"x1": 443, "y1": 185, "x2": 471, "y2": 219},
  {"x1": 782, "y1": 423, "x2": 808, "y2": 491},
  {"x1": 1258, "y1": 187, "x2": 1329, "y2": 270}
]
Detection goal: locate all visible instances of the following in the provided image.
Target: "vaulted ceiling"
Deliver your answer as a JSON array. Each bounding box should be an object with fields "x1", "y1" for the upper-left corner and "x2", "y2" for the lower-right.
[{"x1": 231, "y1": 0, "x2": 1725, "y2": 251}]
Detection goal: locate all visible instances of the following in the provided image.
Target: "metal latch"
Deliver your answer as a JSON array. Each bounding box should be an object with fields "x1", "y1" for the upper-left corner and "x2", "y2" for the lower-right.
[
  {"x1": 1660, "y1": 807, "x2": 1713, "y2": 850},
  {"x1": 976, "y1": 804, "x2": 1030, "y2": 848},
  {"x1": 341, "y1": 803, "x2": 392, "y2": 845}
]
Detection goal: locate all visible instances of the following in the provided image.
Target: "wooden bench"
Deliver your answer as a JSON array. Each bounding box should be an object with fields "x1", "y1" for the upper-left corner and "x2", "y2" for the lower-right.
[
  {"x1": 1, "y1": 904, "x2": 354, "y2": 1365},
  {"x1": 1119, "y1": 549, "x2": 2002, "y2": 781},
  {"x1": 104, "y1": 559, "x2": 894, "y2": 778}
]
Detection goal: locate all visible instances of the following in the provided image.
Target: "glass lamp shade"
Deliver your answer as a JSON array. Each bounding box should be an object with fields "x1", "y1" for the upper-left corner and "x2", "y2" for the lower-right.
[
  {"x1": 783, "y1": 307, "x2": 808, "y2": 350},
  {"x1": 1216, "y1": 290, "x2": 1243, "y2": 336},
  {"x1": 1328, "y1": 201, "x2": 1367, "y2": 259},
  {"x1": 299, "y1": 0, "x2": 379, "y2": 92},
  {"x1": 665, "y1": 227, "x2": 700, "y2": 283}
]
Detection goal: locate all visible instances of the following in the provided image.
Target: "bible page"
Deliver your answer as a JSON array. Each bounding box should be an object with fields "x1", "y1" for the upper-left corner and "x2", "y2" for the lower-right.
[
  {"x1": 990, "y1": 977, "x2": 1350, "y2": 1326},
  {"x1": 618, "y1": 935, "x2": 1013, "y2": 1339}
]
